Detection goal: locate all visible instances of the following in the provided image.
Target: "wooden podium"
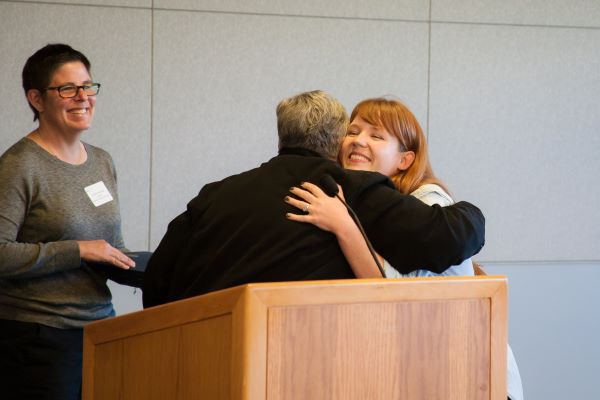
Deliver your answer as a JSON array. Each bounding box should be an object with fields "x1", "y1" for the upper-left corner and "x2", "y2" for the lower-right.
[{"x1": 83, "y1": 277, "x2": 507, "y2": 399}]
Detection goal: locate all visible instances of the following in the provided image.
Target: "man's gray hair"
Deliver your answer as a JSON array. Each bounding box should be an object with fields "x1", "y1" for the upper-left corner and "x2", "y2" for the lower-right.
[{"x1": 276, "y1": 90, "x2": 349, "y2": 159}]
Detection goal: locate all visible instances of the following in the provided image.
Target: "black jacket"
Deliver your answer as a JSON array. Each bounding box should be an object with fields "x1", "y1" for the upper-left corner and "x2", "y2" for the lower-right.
[{"x1": 143, "y1": 148, "x2": 485, "y2": 307}]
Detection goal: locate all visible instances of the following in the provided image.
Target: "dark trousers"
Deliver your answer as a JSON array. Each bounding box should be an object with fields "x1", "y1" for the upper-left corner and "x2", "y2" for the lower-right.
[{"x1": 0, "y1": 319, "x2": 83, "y2": 400}]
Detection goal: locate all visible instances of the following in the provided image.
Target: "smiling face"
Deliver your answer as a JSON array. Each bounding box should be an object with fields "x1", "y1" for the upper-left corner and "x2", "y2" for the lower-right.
[
  {"x1": 339, "y1": 115, "x2": 407, "y2": 177},
  {"x1": 31, "y1": 61, "x2": 96, "y2": 135}
]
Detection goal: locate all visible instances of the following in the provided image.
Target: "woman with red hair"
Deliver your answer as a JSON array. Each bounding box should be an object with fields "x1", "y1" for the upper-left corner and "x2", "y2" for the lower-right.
[
  {"x1": 286, "y1": 96, "x2": 523, "y2": 400},
  {"x1": 287, "y1": 96, "x2": 473, "y2": 278}
]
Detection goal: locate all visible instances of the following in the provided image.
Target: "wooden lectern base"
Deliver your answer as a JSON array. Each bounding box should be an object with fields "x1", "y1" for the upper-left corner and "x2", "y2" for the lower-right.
[{"x1": 83, "y1": 276, "x2": 507, "y2": 399}]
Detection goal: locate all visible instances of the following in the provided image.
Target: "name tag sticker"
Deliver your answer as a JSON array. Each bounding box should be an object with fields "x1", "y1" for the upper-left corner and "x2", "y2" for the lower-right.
[{"x1": 84, "y1": 181, "x2": 114, "y2": 207}]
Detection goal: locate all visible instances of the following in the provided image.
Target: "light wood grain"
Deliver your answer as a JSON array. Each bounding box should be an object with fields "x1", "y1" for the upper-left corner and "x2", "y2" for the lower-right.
[
  {"x1": 179, "y1": 315, "x2": 232, "y2": 399},
  {"x1": 267, "y1": 299, "x2": 490, "y2": 399},
  {"x1": 83, "y1": 277, "x2": 507, "y2": 400}
]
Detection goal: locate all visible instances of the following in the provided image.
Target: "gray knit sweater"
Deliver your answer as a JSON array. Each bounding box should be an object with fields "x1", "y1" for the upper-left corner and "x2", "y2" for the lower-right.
[{"x1": 0, "y1": 138, "x2": 125, "y2": 328}]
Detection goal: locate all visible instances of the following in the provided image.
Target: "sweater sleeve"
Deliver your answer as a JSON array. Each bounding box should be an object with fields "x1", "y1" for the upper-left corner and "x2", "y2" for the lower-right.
[
  {"x1": 0, "y1": 152, "x2": 81, "y2": 279},
  {"x1": 143, "y1": 182, "x2": 220, "y2": 308},
  {"x1": 142, "y1": 210, "x2": 192, "y2": 308},
  {"x1": 353, "y1": 183, "x2": 485, "y2": 274}
]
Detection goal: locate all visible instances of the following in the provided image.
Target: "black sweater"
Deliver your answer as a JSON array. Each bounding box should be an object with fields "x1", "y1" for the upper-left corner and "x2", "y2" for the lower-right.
[{"x1": 143, "y1": 148, "x2": 484, "y2": 307}]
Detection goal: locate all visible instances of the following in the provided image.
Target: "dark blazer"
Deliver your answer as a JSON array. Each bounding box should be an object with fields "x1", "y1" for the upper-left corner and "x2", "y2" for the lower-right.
[{"x1": 143, "y1": 148, "x2": 485, "y2": 307}]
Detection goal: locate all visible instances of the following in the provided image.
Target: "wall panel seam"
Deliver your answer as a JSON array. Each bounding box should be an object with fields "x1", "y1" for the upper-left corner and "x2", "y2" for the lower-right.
[
  {"x1": 426, "y1": 0, "x2": 432, "y2": 139},
  {"x1": 148, "y1": 0, "x2": 154, "y2": 249},
  {"x1": 5, "y1": 1, "x2": 599, "y2": 30},
  {"x1": 430, "y1": 19, "x2": 600, "y2": 31}
]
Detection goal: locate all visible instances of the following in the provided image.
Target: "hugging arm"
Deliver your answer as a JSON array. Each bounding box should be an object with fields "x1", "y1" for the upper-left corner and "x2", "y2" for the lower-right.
[
  {"x1": 285, "y1": 182, "x2": 383, "y2": 278},
  {"x1": 354, "y1": 184, "x2": 484, "y2": 274},
  {"x1": 285, "y1": 179, "x2": 484, "y2": 275}
]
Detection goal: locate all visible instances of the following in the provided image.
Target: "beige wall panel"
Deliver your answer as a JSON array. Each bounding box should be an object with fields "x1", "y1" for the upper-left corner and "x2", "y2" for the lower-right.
[
  {"x1": 151, "y1": 11, "x2": 429, "y2": 246},
  {"x1": 432, "y1": 0, "x2": 600, "y2": 27},
  {"x1": 486, "y1": 261, "x2": 600, "y2": 399},
  {"x1": 154, "y1": 0, "x2": 429, "y2": 20},
  {"x1": 428, "y1": 23, "x2": 600, "y2": 262}
]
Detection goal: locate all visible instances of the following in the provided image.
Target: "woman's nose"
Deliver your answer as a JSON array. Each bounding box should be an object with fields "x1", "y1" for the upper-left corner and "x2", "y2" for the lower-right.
[
  {"x1": 351, "y1": 132, "x2": 368, "y2": 147},
  {"x1": 74, "y1": 87, "x2": 89, "y2": 100}
]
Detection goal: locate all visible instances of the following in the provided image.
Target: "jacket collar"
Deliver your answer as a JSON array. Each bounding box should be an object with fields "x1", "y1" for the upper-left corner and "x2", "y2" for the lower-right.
[{"x1": 278, "y1": 147, "x2": 324, "y2": 158}]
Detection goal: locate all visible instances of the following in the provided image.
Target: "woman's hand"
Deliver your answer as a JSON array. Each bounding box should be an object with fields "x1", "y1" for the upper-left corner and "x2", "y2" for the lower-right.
[
  {"x1": 285, "y1": 181, "x2": 384, "y2": 278},
  {"x1": 285, "y1": 181, "x2": 353, "y2": 234},
  {"x1": 77, "y1": 240, "x2": 135, "y2": 270}
]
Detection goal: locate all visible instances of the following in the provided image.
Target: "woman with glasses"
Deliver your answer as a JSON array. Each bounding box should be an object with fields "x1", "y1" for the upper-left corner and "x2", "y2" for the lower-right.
[{"x1": 0, "y1": 43, "x2": 134, "y2": 400}]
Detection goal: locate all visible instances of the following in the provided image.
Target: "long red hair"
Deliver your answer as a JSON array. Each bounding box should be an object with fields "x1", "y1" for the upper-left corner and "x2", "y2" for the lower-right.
[{"x1": 347, "y1": 97, "x2": 449, "y2": 195}]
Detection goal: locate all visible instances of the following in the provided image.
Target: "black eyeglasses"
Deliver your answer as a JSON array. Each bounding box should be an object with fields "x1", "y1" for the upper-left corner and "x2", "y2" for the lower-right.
[{"x1": 45, "y1": 83, "x2": 101, "y2": 98}]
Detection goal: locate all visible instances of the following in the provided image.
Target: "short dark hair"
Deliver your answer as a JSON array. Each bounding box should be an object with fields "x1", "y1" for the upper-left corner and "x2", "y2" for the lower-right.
[{"x1": 22, "y1": 43, "x2": 91, "y2": 121}]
